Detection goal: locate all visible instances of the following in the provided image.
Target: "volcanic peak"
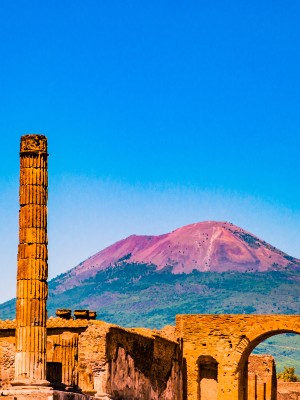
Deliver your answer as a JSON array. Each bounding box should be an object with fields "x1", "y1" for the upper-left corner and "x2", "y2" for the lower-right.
[{"x1": 53, "y1": 221, "x2": 300, "y2": 294}]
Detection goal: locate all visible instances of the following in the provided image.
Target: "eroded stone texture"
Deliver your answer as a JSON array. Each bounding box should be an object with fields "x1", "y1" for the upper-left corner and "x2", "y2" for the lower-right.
[
  {"x1": 1, "y1": 388, "x2": 98, "y2": 400},
  {"x1": 277, "y1": 381, "x2": 300, "y2": 400},
  {"x1": 77, "y1": 321, "x2": 111, "y2": 396},
  {"x1": 0, "y1": 318, "x2": 183, "y2": 398},
  {"x1": 14, "y1": 134, "x2": 49, "y2": 386},
  {"x1": 1, "y1": 314, "x2": 300, "y2": 399},
  {"x1": 106, "y1": 327, "x2": 183, "y2": 400},
  {"x1": 47, "y1": 332, "x2": 79, "y2": 389},
  {"x1": 0, "y1": 338, "x2": 15, "y2": 388}
]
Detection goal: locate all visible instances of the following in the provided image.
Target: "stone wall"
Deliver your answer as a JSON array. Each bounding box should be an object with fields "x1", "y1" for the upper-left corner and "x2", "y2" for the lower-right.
[
  {"x1": 248, "y1": 355, "x2": 277, "y2": 400},
  {"x1": 1, "y1": 315, "x2": 299, "y2": 399},
  {"x1": 0, "y1": 319, "x2": 183, "y2": 399},
  {"x1": 0, "y1": 336, "x2": 15, "y2": 388},
  {"x1": 77, "y1": 321, "x2": 112, "y2": 396},
  {"x1": 106, "y1": 327, "x2": 183, "y2": 400},
  {"x1": 176, "y1": 314, "x2": 300, "y2": 400}
]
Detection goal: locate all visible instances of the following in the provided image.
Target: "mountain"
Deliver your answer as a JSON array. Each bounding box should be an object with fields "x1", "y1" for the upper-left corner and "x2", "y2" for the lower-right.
[
  {"x1": 51, "y1": 221, "x2": 300, "y2": 295},
  {"x1": 1, "y1": 220, "x2": 300, "y2": 326},
  {"x1": 1, "y1": 220, "x2": 300, "y2": 374}
]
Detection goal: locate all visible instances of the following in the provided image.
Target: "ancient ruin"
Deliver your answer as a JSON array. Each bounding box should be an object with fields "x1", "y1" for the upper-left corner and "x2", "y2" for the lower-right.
[
  {"x1": 0, "y1": 134, "x2": 299, "y2": 399},
  {"x1": 176, "y1": 314, "x2": 300, "y2": 399},
  {"x1": 14, "y1": 134, "x2": 49, "y2": 387},
  {"x1": 248, "y1": 355, "x2": 276, "y2": 400}
]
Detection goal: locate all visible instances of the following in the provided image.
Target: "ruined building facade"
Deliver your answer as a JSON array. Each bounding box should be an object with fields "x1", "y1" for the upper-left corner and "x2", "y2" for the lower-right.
[{"x1": 0, "y1": 134, "x2": 298, "y2": 399}]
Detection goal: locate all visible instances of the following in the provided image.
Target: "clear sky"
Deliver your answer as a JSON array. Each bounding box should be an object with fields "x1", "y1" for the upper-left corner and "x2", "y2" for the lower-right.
[{"x1": 0, "y1": 1, "x2": 300, "y2": 302}]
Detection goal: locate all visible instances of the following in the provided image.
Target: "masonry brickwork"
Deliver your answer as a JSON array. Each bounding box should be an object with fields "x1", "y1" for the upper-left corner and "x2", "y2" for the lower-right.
[
  {"x1": 277, "y1": 381, "x2": 300, "y2": 400},
  {"x1": 176, "y1": 314, "x2": 300, "y2": 400},
  {"x1": 1, "y1": 314, "x2": 300, "y2": 399},
  {"x1": 248, "y1": 355, "x2": 277, "y2": 400},
  {"x1": 106, "y1": 327, "x2": 183, "y2": 399},
  {"x1": 0, "y1": 318, "x2": 182, "y2": 399}
]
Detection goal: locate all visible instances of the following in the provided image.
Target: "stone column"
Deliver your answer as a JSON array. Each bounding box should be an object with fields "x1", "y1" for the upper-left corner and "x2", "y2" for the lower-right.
[
  {"x1": 13, "y1": 134, "x2": 49, "y2": 386},
  {"x1": 60, "y1": 332, "x2": 78, "y2": 389}
]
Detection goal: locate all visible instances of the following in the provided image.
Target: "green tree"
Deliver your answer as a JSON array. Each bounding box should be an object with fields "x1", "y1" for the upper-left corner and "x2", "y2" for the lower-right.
[{"x1": 277, "y1": 366, "x2": 299, "y2": 382}]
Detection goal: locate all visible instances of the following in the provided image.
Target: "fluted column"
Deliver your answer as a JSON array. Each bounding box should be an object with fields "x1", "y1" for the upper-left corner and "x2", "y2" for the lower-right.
[
  {"x1": 59, "y1": 333, "x2": 78, "y2": 388},
  {"x1": 14, "y1": 134, "x2": 49, "y2": 386}
]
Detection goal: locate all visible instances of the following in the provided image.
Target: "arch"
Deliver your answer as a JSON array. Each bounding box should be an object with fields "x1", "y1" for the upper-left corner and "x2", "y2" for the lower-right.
[
  {"x1": 236, "y1": 329, "x2": 300, "y2": 368},
  {"x1": 234, "y1": 328, "x2": 300, "y2": 400},
  {"x1": 176, "y1": 314, "x2": 300, "y2": 400}
]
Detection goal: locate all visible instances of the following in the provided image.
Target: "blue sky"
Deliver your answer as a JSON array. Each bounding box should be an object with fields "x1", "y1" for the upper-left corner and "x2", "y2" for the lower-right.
[{"x1": 0, "y1": 1, "x2": 300, "y2": 302}]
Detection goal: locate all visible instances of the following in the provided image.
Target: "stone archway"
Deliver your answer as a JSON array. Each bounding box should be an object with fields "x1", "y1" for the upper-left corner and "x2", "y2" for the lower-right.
[
  {"x1": 176, "y1": 314, "x2": 300, "y2": 400},
  {"x1": 234, "y1": 328, "x2": 300, "y2": 400}
]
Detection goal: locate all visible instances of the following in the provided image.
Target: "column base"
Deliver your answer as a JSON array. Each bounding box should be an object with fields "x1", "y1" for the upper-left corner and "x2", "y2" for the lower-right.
[
  {"x1": 2, "y1": 386, "x2": 53, "y2": 399},
  {"x1": 1, "y1": 388, "x2": 104, "y2": 399},
  {"x1": 11, "y1": 379, "x2": 50, "y2": 387}
]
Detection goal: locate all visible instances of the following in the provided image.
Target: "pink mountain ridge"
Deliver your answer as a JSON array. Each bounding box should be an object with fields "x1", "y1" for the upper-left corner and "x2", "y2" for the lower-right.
[{"x1": 54, "y1": 221, "x2": 300, "y2": 293}]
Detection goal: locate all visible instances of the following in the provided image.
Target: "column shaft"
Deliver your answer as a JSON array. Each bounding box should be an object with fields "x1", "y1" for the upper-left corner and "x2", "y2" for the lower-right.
[{"x1": 14, "y1": 135, "x2": 49, "y2": 386}]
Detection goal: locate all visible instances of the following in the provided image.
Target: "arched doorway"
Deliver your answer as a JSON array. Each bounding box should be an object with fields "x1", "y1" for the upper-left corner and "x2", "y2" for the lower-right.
[
  {"x1": 176, "y1": 314, "x2": 300, "y2": 400},
  {"x1": 253, "y1": 333, "x2": 300, "y2": 379},
  {"x1": 198, "y1": 356, "x2": 218, "y2": 400},
  {"x1": 237, "y1": 330, "x2": 300, "y2": 400}
]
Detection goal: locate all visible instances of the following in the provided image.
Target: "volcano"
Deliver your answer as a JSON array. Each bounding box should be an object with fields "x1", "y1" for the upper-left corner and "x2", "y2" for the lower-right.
[
  {"x1": 1, "y1": 221, "x2": 300, "y2": 326},
  {"x1": 53, "y1": 221, "x2": 300, "y2": 294}
]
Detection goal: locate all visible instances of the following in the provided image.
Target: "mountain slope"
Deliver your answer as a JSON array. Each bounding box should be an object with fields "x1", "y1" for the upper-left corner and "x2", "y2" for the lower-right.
[
  {"x1": 51, "y1": 221, "x2": 300, "y2": 294},
  {"x1": 1, "y1": 220, "x2": 299, "y2": 324}
]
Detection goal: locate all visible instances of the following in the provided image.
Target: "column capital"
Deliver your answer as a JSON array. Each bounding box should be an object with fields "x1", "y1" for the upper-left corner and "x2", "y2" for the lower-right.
[{"x1": 20, "y1": 134, "x2": 47, "y2": 154}]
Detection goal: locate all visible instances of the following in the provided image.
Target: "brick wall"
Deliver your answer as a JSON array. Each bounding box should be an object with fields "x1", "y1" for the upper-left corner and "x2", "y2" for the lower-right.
[
  {"x1": 106, "y1": 327, "x2": 183, "y2": 399},
  {"x1": 248, "y1": 355, "x2": 277, "y2": 400},
  {"x1": 176, "y1": 314, "x2": 300, "y2": 400}
]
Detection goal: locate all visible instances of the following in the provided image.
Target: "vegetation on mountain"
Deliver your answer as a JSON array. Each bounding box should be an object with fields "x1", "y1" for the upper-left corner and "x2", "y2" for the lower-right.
[
  {"x1": 1, "y1": 261, "x2": 300, "y2": 325},
  {"x1": 1, "y1": 260, "x2": 300, "y2": 371}
]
